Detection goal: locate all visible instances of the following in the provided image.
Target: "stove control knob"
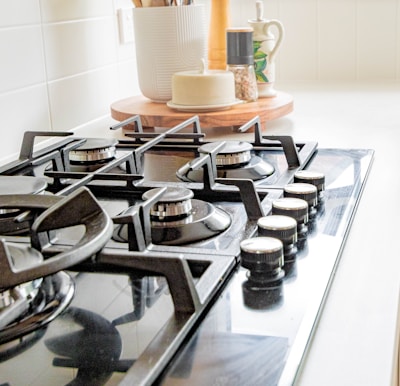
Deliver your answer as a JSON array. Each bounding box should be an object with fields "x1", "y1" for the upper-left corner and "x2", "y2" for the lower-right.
[
  {"x1": 257, "y1": 215, "x2": 298, "y2": 265},
  {"x1": 294, "y1": 170, "x2": 325, "y2": 205},
  {"x1": 240, "y1": 236, "x2": 284, "y2": 278},
  {"x1": 272, "y1": 197, "x2": 309, "y2": 246},
  {"x1": 272, "y1": 197, "x2": 308, "y2": 224},
  {"x1": 240, "y1": 236, "x2": 285, "y2": 310},
  {"x1": 284, "y1": 183, "x2": 318, "y2": 217}
]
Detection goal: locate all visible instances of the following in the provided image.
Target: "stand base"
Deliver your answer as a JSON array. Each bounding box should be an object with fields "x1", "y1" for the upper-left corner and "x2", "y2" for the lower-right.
[{"x1": 110, "y1": 91, "x2": 293, "y2": 130}]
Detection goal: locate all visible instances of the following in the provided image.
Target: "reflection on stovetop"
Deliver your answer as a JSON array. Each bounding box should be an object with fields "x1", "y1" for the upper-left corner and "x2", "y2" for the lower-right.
[{"x1": 0, "y1": 271, "x2": 174, "y2": 385}]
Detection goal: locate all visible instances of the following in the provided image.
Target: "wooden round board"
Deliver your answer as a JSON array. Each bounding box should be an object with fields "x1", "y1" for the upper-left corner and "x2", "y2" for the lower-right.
[{"x1": 110, "y1": 91, "x2": 293, "y2": 130}]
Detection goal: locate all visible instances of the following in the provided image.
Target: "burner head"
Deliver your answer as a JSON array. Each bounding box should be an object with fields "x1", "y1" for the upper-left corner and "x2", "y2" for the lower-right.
[
  {"x1": 199, "y1": 141, "x2": 253, "y2": 167},
  {"x1": 114, "y1": 187, "x2": 232, "y2": 246},
  {"x1": 176, "y1": 140, "x2": 274, "y2": 182},
  {"x1": 143, "y1": 187, "x2": 194, "y2": 221},
  {"x1": 69, "y1": 138, "x2": 118, "y2": 164}
]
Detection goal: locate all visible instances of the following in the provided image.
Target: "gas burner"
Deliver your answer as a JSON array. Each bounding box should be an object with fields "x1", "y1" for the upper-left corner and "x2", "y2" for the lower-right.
[
  {"x1": 143, "y1": 187, "x2": 194, "y2": 221},
  {"x1": 146, "y1": 187, "x2": 232, "y2": 245},
  {"x1": 113, "y1": 187, "x2": 232, "y2": 246},
  {"x1": 0, "y1": 244, "x2": 44, "y2": 327},
  {"x1": 176, "y1": 140, "x2": 275, "y2": 182},
  {"x1": 0, "y1": 176, "x2": 48, "y2": 235},
  {"x1": 0, "y1": 271, "x2": 75, "y2": 345},
  {"x1": 0, "y1": 188, "x2": 112, "y2": 344},
  {"x1": 69, "y1": 138, "x2": 118, "y2": 164},
  {"x1": 200, "y1": 141, "x2": 253, "y2": 167}
]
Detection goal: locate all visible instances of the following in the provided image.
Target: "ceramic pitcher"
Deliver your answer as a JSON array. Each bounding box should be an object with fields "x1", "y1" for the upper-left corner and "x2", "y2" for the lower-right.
[{"x1": 248, "y1": 1, "x2": 284, "y2": 97}]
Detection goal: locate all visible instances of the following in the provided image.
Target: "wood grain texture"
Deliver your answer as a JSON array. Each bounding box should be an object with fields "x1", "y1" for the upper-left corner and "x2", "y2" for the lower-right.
[{"x1": 110, "y1": 92, "x2": 293, "y2": 130}]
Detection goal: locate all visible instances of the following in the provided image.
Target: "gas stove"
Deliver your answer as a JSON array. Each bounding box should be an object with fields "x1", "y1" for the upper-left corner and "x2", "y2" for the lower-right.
[{"x1": 0, "y1": 115, "x2": 373, "y2": 386}]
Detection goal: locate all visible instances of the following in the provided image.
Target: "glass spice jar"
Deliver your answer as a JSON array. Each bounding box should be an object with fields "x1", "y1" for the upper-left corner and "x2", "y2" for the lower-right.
[{"x1": 226, "y1": 27, "x2": 258, "y2": 102}]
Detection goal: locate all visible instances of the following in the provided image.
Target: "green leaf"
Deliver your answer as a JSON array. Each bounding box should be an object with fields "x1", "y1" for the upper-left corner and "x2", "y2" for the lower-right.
[
  {"x1": 253, "y1": 41, "x2": 262, "y2": 50},
  {"x1": 255, "y1": 58, "x2": 267, "y2": 72},
  {"x1": 256, "y1": 73, "x2": 269, "y2": 82},
  {"x1": 254, "y1": 51, "x2": 267, "y2": 60}
]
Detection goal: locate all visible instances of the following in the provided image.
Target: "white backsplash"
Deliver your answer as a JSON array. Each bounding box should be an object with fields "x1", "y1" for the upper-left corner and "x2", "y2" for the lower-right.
[{"x1": 0, "y1": 0, "x2": 399, "y2": 162}]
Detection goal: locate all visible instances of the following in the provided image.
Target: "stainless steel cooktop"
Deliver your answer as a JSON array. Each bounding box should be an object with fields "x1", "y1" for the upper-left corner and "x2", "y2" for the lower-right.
[{"x1": 0, "y1": 115, "x2": 373, "y2": 385}]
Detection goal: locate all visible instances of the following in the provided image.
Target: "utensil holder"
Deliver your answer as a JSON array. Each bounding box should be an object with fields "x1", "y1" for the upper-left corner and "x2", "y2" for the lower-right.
[{"x1": 133, "y1": 5, "x2": 207, "y2": 103}]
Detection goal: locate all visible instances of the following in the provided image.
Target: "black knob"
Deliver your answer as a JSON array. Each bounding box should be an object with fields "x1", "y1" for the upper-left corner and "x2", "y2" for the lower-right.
[
  {"x1": 240, "y1": 236, "x2": 285, "y2": 309},
  {"x1": 257, "y1": 215, "x2": 298, "y2": 264},
  {"x1": 284, "y1": 183, "x2": 318, "y2": 218},
  {"x1": 272, "y1": 197, "x2": 308, "y2": 224},
  {"x1": 294, "y1": 170, "x2": 325, "y2": 192},
  {"x1": 240, "y1": 236, "x2": 283, "y2": 278},
  {"x1": 294, "y1": 170, "x2": 325, "y2": 206},
  {"x1": 272, "y1": 197, "x2": 309, "y2": 247},
  {"x1": 257, "y1": 215, "x2": 297, "y2": 243}
]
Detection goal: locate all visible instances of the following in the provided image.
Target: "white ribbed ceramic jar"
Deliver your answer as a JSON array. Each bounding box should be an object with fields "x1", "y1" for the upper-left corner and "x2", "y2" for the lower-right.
[{"x1": 133, "y1": 5, "x2": 207, "y2": 103}]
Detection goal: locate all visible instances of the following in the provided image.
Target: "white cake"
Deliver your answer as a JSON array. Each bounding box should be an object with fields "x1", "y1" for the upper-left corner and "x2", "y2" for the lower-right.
[{"x1": 171, "y1": 67, "x2": 235, "y2": 106}]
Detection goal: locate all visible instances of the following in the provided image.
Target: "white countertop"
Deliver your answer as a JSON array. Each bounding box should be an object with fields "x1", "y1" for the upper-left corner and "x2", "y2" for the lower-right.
[
  {"x1": 77, "y1": 81, "x2": 400, "y2": 386},
  {"x1": 269, "y1": 82, "x2": 400, "y2": 386}
]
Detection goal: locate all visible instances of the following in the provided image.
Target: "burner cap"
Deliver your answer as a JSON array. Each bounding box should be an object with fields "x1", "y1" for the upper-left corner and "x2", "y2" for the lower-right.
[
  {"x1": 199, "y1": 141, "x2": 253, "y2": 167},
  {"x1": 177, "y1": 140, "x2": 274, "y2": 182},
  {"x1": 143, "y1": 187, "x2": 194, "y2": 220},
  {"x1": 69, "y1": 138, "x2": 118, "y2": 163}
]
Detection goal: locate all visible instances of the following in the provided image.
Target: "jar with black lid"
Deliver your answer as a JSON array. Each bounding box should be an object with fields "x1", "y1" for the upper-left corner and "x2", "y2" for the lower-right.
[{"x1": 226, "y1": 27, "x2": 258, "y2": 102}]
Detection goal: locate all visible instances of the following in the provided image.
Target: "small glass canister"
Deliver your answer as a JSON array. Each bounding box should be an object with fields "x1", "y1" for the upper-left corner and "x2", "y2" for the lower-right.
[{"x1": 226, "y1": 27, "x2": 258, "y2": 102}]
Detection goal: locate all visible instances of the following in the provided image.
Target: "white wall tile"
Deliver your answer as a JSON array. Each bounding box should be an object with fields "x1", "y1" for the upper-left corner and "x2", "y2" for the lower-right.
[
  {"x1": 117, "y1": 29, "x2": 136, "y2": 62},
  {"x1": 0, "y1": 26, "x2": 46, "y2": 93},
  {"x1": 43, "y1": 18, "x2": 118, "y2": 81},
  {"x1": 0, "y1": 85, "x2": 51, "y2": 163},
  {"x1": 39, "y1": 0, "x2": 113, "y2": 23},
  {"x1": 48, "y1": 66, "x2": 120, "y2": 131},
  {"x1": 397, "y1": 1, "x2": 400, "y2": 79},
  {"x1": 318, "y1": 0, "x2": 357, "y2": 80},
  {"x1": 0, "y1": 1, "x2": 41, "y2": 26},
  {"x1": 117, "y1": 59, "x2": 140, "y2": 98},
  {"x1": 356, "y1": 0, "x2": 398, "y2": 80},
  {"x1": 279, "y1": 0, "x2": 319, "y2": 81}
]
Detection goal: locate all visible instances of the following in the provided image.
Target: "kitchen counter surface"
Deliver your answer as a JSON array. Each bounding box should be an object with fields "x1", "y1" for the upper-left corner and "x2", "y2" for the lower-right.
[{"x1": 79, "y1": 81, "x2": 400, "y2": 386}]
